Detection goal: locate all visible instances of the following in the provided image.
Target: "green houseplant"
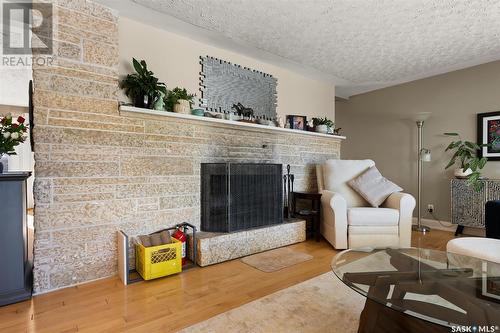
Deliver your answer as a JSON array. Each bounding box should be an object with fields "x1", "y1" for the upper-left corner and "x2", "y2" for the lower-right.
[
  {"x1": 444, "y1": 132, "x2": 488, "y2": 191},
  {"x1": 312, "y1": 117, "x2": 334, "y2": 134},
  {"x1": 120, "y1": 58, "x2": 167, "y2": 109},
  {"x1": 165, "y1": 87, "x2": 195, "y2": 113}
]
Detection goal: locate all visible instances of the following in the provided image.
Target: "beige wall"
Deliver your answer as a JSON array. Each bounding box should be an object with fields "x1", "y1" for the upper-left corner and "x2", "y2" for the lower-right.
[
  {"x1": 119, "y1": 17, "x2": 335, "y2": 121},
  {"x1": 337, "y1": 61, "x2": 500, "y2": 222}
]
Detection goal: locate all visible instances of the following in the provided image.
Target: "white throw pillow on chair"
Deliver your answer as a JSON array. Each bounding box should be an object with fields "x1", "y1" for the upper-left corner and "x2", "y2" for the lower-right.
[
  {"x1": 348, "y1": 166, "x2": 402, "y2": 207},
  {"x1": 322, "y1": 159, "x2": 375, "y2": 207}
]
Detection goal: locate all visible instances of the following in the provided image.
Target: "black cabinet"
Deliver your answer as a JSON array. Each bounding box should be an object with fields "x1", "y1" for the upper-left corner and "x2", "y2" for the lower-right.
[{"x1": 0, "y1": 172, "x2": 32, "y2": 306}]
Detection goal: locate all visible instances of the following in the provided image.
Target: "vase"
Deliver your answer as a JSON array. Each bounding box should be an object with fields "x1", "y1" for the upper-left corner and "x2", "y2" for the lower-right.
[
  {"x1": 0, "y1": 154, "x2": 8, "y2": 173},
  {"x1": 454, "y1": 168, "x2": 472, "y2": 179},
  {"x1": 134, "y1": 94, "x2": 152, "y2": 109},
  {"x1": 173, "y1": 99, "x2": 191, "y2": 114},
  {"x1": 315, "y1": 125, "x2": 328, "y2": 133}
]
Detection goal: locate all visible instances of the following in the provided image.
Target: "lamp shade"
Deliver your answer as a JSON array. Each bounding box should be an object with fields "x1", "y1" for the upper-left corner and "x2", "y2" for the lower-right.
[
  {"x1": 421, "y1": 148, "x2": 432, "y2": 162},
  {"x1": 412, "y1": 112, "x2": 431, "y2": 122}
]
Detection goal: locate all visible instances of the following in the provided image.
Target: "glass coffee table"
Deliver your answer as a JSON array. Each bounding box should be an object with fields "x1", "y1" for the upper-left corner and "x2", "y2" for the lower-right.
[{"x1": 332, "y1": 248, "x2": 500, "y2": 333}]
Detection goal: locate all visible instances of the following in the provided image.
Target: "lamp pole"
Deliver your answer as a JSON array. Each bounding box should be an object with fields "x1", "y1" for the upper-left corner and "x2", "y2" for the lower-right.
[{"x1": 413, "y1": 120, "x2": 431, "y2": 233}]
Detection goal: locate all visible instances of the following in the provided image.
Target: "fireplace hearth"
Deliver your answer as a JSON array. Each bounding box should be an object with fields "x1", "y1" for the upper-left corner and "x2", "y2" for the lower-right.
[{"x1": 201, "y1": 163, "x2": 283, "y2": 233}]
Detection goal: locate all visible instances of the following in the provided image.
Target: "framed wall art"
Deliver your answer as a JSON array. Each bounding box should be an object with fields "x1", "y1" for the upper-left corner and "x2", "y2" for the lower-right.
[
  {"x1": 477, "y1": 111, "x2": 500, "y2": 161},
  {"x1": 286, "y1": 115, "x2": 307, "y2": 130}
]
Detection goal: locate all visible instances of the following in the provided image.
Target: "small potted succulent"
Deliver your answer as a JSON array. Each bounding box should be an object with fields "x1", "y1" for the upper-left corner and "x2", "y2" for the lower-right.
[
  {"x1": 120, "y1": 58, "x2": 167, "y2": 109},
  {"x1": 165, "y1": 87, "x2": 195, "y2": 114},
  {"x1": 312, "y1": 117, "x2": 334, "y2": 134},
  {"x1": 0, "y1": 114, "x2": 28, "y2": 173},
  {"x1": 444, "y1": 132, "x2": 488, "y2": 191}
]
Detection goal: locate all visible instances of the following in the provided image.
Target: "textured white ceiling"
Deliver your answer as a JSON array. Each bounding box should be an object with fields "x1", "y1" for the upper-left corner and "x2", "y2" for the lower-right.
[{"x1": 123, "y1": 0, "x2": 500, "y2": 97}]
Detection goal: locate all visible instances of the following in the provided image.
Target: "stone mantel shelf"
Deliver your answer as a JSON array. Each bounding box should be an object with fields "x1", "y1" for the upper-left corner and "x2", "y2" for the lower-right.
[{"x1": 120, "y1": 105, "x2": 346, "y2": 140}]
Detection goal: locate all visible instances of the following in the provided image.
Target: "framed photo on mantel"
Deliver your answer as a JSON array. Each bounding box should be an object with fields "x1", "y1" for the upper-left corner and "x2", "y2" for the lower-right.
[
  {"x1": 286, "y1": 115, "x2": 307, "y2": 130},
  {"x1": 478, "y1": 111, "x2": 500, "y2": 161}
]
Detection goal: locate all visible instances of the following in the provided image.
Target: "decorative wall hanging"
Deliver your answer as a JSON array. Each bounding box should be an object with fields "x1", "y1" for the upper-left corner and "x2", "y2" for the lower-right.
[
  {"x1": 477, "y1": 111, "x2": 500, "y2": 161},
  {"x1": 199, "y1": 56, "x2": 278, "y2": 119}
]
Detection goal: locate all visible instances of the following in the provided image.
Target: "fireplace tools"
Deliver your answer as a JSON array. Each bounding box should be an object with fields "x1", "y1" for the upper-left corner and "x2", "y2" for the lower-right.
[{"x1": 283, "y1": 164, "x2": 295, "y2": 218}]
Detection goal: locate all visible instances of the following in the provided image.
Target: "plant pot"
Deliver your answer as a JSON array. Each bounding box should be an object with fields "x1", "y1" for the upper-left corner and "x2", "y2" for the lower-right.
[
  {"x1": 134, "y1": 94, "x2": 152, "y2": 109},
  {"x1": 454, "y1": 168, "x2": 472, "y2": 179},
  {"x1": 0, "y1": 154, "x2": 8, "y2": 173},
  {"x1": 173, "y1": 99, "x2": 191, "y2": 114},
  {"x1": 315, "y1": 125, "x2": 328, "y2": 133}
]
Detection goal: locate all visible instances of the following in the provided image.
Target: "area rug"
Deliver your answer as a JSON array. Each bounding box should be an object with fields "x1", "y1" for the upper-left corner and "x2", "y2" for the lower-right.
[
  {"x1": 180, "y1": 272, "x2": 364, "y2": 333},
  {"x1": 240, "y1": 247, "x2": 314, "y2": 272}
]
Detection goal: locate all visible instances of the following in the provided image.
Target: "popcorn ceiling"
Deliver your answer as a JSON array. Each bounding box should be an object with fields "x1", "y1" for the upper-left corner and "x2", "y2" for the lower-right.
[{"x1": 133, "y1": 0, "x2": 500, "y2": 94}]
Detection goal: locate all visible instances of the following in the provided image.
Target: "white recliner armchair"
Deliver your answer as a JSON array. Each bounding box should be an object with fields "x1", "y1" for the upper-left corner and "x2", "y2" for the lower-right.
[{"x1": 316, "y1": 159, "x2": 416, "y2": 249}]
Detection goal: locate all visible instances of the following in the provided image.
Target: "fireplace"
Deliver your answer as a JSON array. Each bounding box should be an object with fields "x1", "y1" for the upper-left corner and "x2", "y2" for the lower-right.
[{"x1": 201, "y1": 163, "x2": 283, "y2": 233}]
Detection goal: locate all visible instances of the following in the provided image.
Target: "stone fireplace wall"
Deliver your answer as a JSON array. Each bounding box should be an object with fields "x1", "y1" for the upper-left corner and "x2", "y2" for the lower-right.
[{"x1": 31, "y1": 0, "x2": 341, "y2": 293}]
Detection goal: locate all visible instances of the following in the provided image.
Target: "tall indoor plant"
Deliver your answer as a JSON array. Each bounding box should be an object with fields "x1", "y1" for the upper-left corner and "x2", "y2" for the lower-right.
[
  {"x1": 444, "y1": 132, "x2": 488, "y2": 191},
  {"x1": 0, "y1": 114, "x2": 28, "y2": 173},
  {"x1": 120, "y1": 58, "x2": 167, "y2": 109}
]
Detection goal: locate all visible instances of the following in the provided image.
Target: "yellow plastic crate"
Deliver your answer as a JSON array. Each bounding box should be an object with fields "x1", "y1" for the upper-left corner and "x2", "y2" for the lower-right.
[{"x1": 135, "y1": 238, "x2": 182, "y2": 280}]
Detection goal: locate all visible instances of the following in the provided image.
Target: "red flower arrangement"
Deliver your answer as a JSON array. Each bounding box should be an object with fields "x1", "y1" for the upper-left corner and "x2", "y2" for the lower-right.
[{"x1": 0, "y1": 113, "x2": 28, "y2": 155}]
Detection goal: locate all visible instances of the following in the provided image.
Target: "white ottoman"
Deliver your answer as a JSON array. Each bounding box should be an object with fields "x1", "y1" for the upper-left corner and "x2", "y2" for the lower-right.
[{"x1": 447, "y1": 237, "x2": 500, "y2": 264}]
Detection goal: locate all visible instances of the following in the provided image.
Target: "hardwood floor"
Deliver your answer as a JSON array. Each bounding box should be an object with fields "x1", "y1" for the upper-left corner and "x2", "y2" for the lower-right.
[{"x1": 0, "y1": 230, "x2": 455, "y2": 333}]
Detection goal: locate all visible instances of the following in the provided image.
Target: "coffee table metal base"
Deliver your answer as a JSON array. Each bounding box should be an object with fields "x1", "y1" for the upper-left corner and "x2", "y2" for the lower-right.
[{"x1": 358, "y1": 299, "x2": 449, "y2": 333}]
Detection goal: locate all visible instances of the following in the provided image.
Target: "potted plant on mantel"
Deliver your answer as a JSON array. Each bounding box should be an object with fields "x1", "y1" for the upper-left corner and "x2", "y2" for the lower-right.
[
  {"x1": 312, "y1": 117, "x2": 334, "y2": 134},
  {"x1": 120, "y1": 58, "x2": 167, "y2": 109},
  {"x1": 165, "y1": 87, "x2": 195, "y2": 114},
  {"x1": 0, "y1": 114, "x2": 28, "y2": 173},
  {"x1": 444, "y1": 132, "x2": 488, "y2": 191}
]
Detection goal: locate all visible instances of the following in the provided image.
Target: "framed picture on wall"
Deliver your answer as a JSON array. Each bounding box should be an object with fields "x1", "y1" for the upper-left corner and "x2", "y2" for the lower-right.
[
  {"x1": 478, "y1": 111, "x2": 500, "y2": 161},
  {"x1": 286, "y1": 115, "x2": 307, "y2": 130}
]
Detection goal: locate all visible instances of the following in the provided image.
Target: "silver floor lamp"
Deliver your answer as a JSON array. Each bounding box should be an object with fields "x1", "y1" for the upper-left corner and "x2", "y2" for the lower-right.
[{"x1": 412, "y1": 112, "x2": 432, "y2": 233}]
